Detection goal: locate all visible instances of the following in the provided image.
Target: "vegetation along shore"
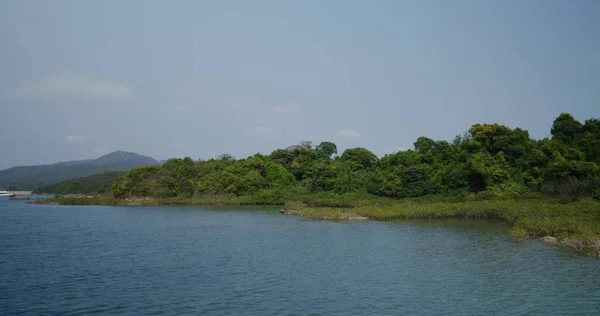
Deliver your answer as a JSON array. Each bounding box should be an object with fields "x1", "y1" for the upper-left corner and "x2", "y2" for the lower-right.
[{"x1": 32, "y1": 113, "x2": 600, "y2": 255}]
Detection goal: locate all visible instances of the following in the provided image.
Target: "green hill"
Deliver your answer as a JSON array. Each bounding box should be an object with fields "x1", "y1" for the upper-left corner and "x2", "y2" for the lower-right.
[
  {"x1": 0, "y1": 151, "x2": 158, "y2": 190},
  {"x1": 32, "y1": 171, "x2": 127, "y2": 195}
]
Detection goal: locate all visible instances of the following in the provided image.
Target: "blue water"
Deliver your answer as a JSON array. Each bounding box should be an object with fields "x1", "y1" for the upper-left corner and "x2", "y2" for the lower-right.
[{"x1": 1, "y1": 198, "x2": 599, "y2": 315}]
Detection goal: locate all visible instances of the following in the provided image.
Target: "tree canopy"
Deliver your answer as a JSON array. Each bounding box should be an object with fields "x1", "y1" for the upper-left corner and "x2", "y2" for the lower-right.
[{"x1": 110, "y1": 114, "x2": 600, "y2": 201}]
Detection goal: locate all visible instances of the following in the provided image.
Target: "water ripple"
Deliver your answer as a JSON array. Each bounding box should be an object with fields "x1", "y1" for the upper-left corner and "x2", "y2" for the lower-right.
[{"x1": 1, "y1": 201, "x2": 599, "y2": 315}]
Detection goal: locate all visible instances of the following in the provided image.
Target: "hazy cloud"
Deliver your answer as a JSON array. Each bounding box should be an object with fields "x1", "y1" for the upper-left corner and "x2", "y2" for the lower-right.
[
  {"x1": 64, "y1": 136, "x2": 84, "y2": 144},
  {"x1": 177, "y1": 106, "x2": 191, "y2": 113},
  {"x1": 171, "y1": 143, "x2": 184, "y2": 149},
  {"x1": 268, "y1": 104, "x2": 297, "y2": 113},
  {"x1": 338, "y1": 129, "x2": 360, "y2": 138},
  {"x1": 5, "y1": 74, "x2": 132, "y2": 99}
]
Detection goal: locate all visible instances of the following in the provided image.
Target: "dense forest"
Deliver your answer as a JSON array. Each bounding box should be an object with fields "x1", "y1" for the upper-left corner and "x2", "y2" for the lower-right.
[{"x1": 110, "y1": 113, "x2": 600, "y2": 202}]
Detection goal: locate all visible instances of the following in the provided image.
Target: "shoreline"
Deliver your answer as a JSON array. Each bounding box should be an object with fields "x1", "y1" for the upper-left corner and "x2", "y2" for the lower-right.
[
  {"x1": 8, "y1": 191, "x2": 33, "y2": 195},
  {"x1": 23, "y1": 195, "x2": 600, "y2": 256},
  {"x1": 283, "y1": 208, "x2": 600, "y2": 253}
]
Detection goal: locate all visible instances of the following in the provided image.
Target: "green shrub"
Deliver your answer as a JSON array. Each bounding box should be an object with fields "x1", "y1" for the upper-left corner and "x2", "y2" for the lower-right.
[{"x1": 473, "y1": 191, "x2": 494, "y2": 201}]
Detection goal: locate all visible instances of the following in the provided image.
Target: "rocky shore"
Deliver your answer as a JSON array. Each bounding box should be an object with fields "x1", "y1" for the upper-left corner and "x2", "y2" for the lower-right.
[
  {"x1": 8, "y1": 191, "x2": 32, "y2": 195},
  {"x1": 540, "y1": 236, "x2": 600, "y2": 255},
  {"x1": 278, "y1": 208, "x2": 368, "y2": 220}
]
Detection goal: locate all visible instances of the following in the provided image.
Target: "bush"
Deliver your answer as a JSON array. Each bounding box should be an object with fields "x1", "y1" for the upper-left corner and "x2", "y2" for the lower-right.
[
  {"x1": 488, "y1": 180, "x2": 528, "y2": 197},
  {"x1": 541, "y1": 177, "x2": 590, "y2": 197},
  {"x1": 509, "y1": 227, "x2": 527, "y2": 242},
  {"x1": 473, "y1": 191, "x2": 494, "y2": 201}
]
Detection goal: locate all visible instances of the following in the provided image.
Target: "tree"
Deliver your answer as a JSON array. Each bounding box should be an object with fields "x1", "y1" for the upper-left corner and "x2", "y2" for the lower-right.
[
  {"x1": 300, "y1": 141, "x2": 313, "y2": 150},
  {"x1": 414, "y1": 137, "x2": 436, "y2": 154},
  {"x1": 466, "y1": 152, "x2": 509, "y2": 191},
  {"x1": 269, "y1": 149, "x2": 295, "y2": 168},
  {"x1": 306, "y1": 160, "x2": 335, "y2": 192},
  {"x1": 340, "y1": 148, "x2": 378, "y2": 169},
  {"x1": 315, "y1": 141, "x2": 338, "y2": 159},
  {"x1": 265, "y1": 163, "x2": 295, "y2": 190},
  {"x1": 217, "y1": 154, "x2": 235, "y2": 161},
  {"x1": 402, "y1": 165, "x2": 429, "y2": 197},
  {"x1": 579, "y1": 118, "x2": 600, "y2": 164},
  {"x1": 329, "y1": 161, "x2": 376, "y2": 194},
  {"x1": 387, "y1": 150, "x2": 421, "y2": 168},
  {"x1": 152, "y1": 176, "x2": 181, "y2": 198},
  {"x1": 551, "y1": 113, "x2": 582, "y2": 146}
]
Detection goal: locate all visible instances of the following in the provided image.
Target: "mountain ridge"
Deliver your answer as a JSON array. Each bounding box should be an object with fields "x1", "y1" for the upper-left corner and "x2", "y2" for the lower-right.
[{"x1": 0, "y1": 151, "x2": 159, "y2": 190}]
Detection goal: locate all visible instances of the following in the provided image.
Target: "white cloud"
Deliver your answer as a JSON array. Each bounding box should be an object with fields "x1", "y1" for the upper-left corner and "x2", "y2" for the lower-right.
[
  {"x1": 171, "y1": 143, "x2": 184, "y2": 149},
  {"x1": 268, "y1": 104, "x2": 297, "y2": 113},
  {"x1": 248, "y1": 126, "x2": 277, "y2": 137},
  {"x1": 5, "y1": 74, "x2": 132, "y2": 99},
  {"x1": 64, "y1": 136, "x2": 84, "y2": 144},
  {"x1": 93, "y1": 148, "x2": 108, "y2": 155},
  {"x1": 338, "y1": 129, "x2": 360, "y2": 138},
  {"x1": 177, "y1": 106, "x2": 191, "y2": 113},
  {"x1": 394, "y1": 146, "x2": 407, "y2": 152}
]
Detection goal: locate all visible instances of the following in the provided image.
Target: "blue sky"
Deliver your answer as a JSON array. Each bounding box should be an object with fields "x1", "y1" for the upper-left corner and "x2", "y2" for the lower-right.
[{"x1": 1, "y1": 0, "x2": 599, "y2": 169}]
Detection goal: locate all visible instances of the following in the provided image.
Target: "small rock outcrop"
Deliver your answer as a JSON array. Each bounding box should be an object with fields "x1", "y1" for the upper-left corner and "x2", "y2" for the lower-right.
[
  {"x1": 278, "y1": 209, "x2": 300, "y2": 215},
  {"x1": 340, "y1": 213, "x2": 368, "y2": 220},
  {"x1": 540, "y1": 236, "x2": 558, "y2": 244}
]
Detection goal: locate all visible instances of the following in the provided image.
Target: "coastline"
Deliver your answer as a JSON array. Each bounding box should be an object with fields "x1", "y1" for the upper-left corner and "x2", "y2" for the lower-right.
[
  {"x1": 25, "y1": 195, "x2": 600, "y2": 256},
  {"x1": 286, "y1": 207, "x2": 600, "y2": 254}
]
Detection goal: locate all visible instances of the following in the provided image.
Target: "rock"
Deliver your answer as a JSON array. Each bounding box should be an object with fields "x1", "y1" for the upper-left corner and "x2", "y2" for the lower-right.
[
  {"x1": 278, "y1": 209, "x2": 300, "y2": 215},
  {"x1": 541, "y1": 236, "x2": 558, "y2": 244},
  {"x1": 341, "y1": 213, "x2": 368, "y2": 220}
]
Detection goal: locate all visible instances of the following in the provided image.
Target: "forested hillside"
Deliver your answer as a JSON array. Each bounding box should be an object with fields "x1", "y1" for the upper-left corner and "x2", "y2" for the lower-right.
[
  {"x1": 111, "y1": 113, "x2": 600, "y2": 201},
  {"x1": 33, "y1": 171, "x2": 126, "y2": 195}
]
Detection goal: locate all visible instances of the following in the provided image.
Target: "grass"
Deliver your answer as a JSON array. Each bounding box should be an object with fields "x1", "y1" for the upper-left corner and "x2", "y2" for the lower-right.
[{"x1": 291, "y1": 199, "x2": 600, "y2": 255}]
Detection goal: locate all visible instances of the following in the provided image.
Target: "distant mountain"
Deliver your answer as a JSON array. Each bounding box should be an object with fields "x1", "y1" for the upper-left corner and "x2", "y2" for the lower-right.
[
  {"x1": 0, "y1": 151, "x2": 159, "y2": 190},
  {"x1": 93, "y1": 150, "x2": 159, "y2": 167}
]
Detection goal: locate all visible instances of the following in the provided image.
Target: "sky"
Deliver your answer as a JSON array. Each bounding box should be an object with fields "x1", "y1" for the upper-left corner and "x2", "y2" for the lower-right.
[{"x1": 0, "y1": 0, "x2": 599, "y2": 169}]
